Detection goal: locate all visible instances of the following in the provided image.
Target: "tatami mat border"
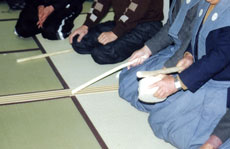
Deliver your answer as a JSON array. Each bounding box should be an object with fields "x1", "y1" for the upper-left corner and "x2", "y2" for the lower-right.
[
  {"x1": 0, "y1": 48, "x2": 40, "y2": 54},
  {"x1": 36, "y1": 36, "x2": 108, "y2": 149}
]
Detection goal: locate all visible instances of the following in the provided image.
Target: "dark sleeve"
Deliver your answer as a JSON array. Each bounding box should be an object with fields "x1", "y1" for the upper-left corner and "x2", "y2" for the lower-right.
[
  {"x1": 212, "y1": 110, "x2": 230, "y2": 143},
  {"x1": 179, "y1": 27, "x2": 230, "y2": 92},
  {"x1": 84, "y1": 0, "x2": 112, "y2": 28},
  {"x1": 185, "y1": 43, "x2": 192, "y2": 54},
  {"x1": 145, "y1": 20, "x2": 174, "y2": 55},
  {"x1": 112, "y1": 0, "x2": 153, "y2": 37},
  {"x1": 51, "y1": 0, "x2": 70, "y2": 11},
  {"x1": 145, "y1": 0, "x2": 181, "y2": 55},
  {"x1": 66, "y1": 0, "x2": 84, "y2": 12},
  {"x1": 25, "y1": 0, "x2": 45, "y2": 7}
]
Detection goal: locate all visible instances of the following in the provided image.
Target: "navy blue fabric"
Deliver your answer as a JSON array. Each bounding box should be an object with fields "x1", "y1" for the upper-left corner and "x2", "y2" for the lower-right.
[
  {"x1": 179, "y1": 27, "x2": 230, "y2": 92},
  {"x1": 228, "y1": 88, "x2": 230, "y2": 108}
]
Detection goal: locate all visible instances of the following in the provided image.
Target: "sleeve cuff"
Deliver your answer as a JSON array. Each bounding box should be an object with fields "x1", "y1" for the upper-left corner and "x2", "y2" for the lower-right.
[{"x1": 177, "y1": 75, "x2": 188, "y2": 90}]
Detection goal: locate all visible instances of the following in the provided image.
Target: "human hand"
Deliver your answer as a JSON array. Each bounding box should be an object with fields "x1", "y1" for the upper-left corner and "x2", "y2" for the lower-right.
[
  {"x1": 127, "y1": 45, "x2": 152, "y2": 69},
  {"x1": 98, "y1": 31, "x2": 118, "y2": 45},
  {"x1": 38, "y1": 5, "x2": 45, "y2": 17},
  {"x1": 69, "y1": 25, "x2": 88, "y2": 44},
  {"x1": 200, "y1": 143, "x2": 215, "y2": 149},
  {"x1": 176, "y1": 52, "x2": 194, "y2": 72},
  {"x1": 150, "y1": 75, "x2": 177, "y2": 99},
  {"x1": 37, "y1": 5, "x2": 54, "y2": 28}
]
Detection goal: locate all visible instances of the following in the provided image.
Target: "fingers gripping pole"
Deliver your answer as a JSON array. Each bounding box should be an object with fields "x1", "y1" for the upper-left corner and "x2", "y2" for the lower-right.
[
  {"x1": 136, "y1": 66, "x2": 184, "y2": 78},
  {"x1": 17, "y1": 49, "x2": 73, "y2": 63},
  {"x1": 71, "y1": 60, "x2": 137, "y2": 95}
]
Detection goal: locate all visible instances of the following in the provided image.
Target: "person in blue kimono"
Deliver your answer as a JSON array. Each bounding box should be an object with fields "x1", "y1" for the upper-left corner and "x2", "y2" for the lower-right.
[
  {"x1": 120, "y1": 0, "x2": 230, "y2": 148},
  {"x1": 119, "y1": 0, "x2": 200, "y2": 112}
]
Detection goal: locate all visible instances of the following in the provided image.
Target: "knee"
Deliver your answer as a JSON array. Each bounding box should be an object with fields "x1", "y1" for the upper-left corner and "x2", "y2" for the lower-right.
[
  {"x1": 71, "y1": 35, "x2": 91, "y2": 54},
  {"x1": 118, "y1": 69, "x2": 135, "y2": 98},
  {"x1": 15, "y1": 24, "x2": 35, "y2": 38},
  {"x1": 41, "y1": 26, "x2": 60, "y2": 40},
  {"x1": 91, "y1": 47, "x2": 120, "y2": 64}
]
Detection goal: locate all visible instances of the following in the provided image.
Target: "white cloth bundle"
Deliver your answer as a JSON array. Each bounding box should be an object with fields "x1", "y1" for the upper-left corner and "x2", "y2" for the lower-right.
[{"x1": 138, "y1": 76, "x2": 166, "y2": 103}]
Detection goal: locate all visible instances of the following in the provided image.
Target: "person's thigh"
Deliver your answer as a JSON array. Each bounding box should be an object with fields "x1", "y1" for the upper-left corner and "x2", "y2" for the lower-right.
[
  {"x1": 148, "y1": 81, "x2": 229, "y2": 149},
  {"x1": 91, "y1": 21, "x2": 162, "y2": 64},
  {"x1": 71, "y1": 21, "x2": 115, "y2": 54},
  {"x1": 41, "y1": 3, "x2": 83, "y2": 40},
  {"x1": 119, "y1": 46, "x2": 175, "y2": 112}
]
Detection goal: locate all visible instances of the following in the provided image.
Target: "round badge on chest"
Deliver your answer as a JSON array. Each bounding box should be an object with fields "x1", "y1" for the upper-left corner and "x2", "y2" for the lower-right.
[
  {"x1": 199, "y1": 9, "x2": 204, "y2": 17},
  {"x1": 212, "y1": 13, "x2": 218, "y2": 21},
  {"x1": 186, "y1": 0, "x2": 191, "y2": 4}
]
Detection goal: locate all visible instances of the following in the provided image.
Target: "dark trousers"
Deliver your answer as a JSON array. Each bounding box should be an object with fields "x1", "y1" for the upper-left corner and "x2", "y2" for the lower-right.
[
  {"x1": 72, "y1": 21, "x2": 162, "y2": 64},
  {"x1": 15, "y1": 1, "x2": 83, "y2": 40}
]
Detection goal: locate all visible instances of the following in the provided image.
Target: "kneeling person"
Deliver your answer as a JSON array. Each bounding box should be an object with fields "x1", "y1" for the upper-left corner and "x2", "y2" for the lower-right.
[
  {"x1": 15, "y1": 0, "x2": 85, "y2": 40},
  {"x1": 69, "y1": 0, "x2": 163, "y2": 64}
]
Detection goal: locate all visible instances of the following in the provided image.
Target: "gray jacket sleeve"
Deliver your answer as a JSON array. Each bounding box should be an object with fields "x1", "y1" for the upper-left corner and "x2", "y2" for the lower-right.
[
  {"x1": 164, "y1": 2, "x2": 199, "y2": 67},
  {"x1": 145, "y1": 20, "x2": 174, "y2": 55},
  {"x1": 212, "y1": 110, "x2": 230, "y2": 143},
  {"x1": 144, "y1": 0, "x2": 181, "y2": 56}
]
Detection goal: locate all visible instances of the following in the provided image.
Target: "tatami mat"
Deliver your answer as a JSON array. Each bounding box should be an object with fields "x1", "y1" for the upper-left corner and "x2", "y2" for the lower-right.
[
  {"x1": 77, "y1": 92, "x2": 175, "y2": 149},
  {"x1": 0, "y1": 51, "x2": 63, "y2": 95},
  {"x1": 36, "y1": 12, "x2": 116, "y2": 89},
  {"x1": 0, "y1": 98, "x2": 101, "y2": 149},
  {"x1": 36, "y1": 3, "x2": 175, "y2": 149},
  {"x1": 0, "y1": 21, "x2": 38, "y2": 52},
  {"x1": 0, "y1": 1, "x2": 20, "y2": 20}
]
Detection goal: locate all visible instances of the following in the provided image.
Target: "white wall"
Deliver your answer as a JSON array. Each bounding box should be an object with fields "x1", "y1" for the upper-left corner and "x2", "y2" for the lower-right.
[{"x1": 163, "y1": 0, "x2": 170, "y2": 24}]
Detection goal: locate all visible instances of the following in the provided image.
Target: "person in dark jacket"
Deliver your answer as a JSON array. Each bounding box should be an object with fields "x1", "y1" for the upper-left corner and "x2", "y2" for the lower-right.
[
  {"x1": 69, "y1": 0, "x2": 163, "y2": 64},
  {"x1": 15, "y1": 0, "x2": 85, "y2": 40}
]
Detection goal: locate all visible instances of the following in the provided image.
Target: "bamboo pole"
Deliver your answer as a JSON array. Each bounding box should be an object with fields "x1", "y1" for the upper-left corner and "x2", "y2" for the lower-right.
[
  {"x1": 17, "y1": 49, "x2": 73, "y2": 63},
  {"x1": 0, "y1": 85, "x2": 118, "y2": 105},
  {"x1": 136, "y1": 66, "x2": 183, "y2": 78},
  {"x1": 1, "y1": 57, "x2": 145, "y2": 104},
  {"x1": 71, "y1": 60, "x2": 137, "y2": 95}
]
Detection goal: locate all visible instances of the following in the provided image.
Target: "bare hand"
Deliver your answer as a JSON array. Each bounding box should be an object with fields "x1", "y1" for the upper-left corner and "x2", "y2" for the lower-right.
[
  {"x1": 150, "y1": 75, "x2": 177, "y2": 99},
  {"x1": 200, "y1": 143, "x2": 215, "y2": 149},
  {"x1": 127, "y1": 45, "x2": 152, "y2": 69},
  {"x1": 98, "y1": 31, "x2": 118, "y2": 45},
  {"x1": 37, "y1": 5, "x2": 54, "y2": 28},
  {"x1": 176, "y1": 52, "x2": 194, "y2": 72},
  {"x1": 69, "y1": 25, "x2": 88, "y2": 44}
]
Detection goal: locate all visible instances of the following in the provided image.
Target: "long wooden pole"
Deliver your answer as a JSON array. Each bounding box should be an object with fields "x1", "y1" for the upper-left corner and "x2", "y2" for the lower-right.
[
  {"x1": 17, "y1": 49, "x2": 73, "y2": 63},
  {"x1": 71, "y1": 61, "x2": 137, "y2": 95},
  {"x1": 0, "y1": 85, "x2": 119, "y2": 105},
  {"x1": 0, "y1": 63, "x2": 182, "y2": 105}
]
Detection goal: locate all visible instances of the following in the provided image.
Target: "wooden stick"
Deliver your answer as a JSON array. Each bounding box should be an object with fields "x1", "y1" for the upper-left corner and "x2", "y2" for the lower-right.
[
  {"x1": 136, "y1": 66, "x2": 183, "y2": 78},
  {"x1": 17, "y1": 49, "x2": 73, "y2": 63},
  {"x1": 2, "y1": 57, "x2": 142, "y2": 104},
  {"x1": 71, "y1": 60, "x2": 137, "y2": 95},
  {"x1": 0, "y1": 85, "x2": 118, "y2": 105},
  {"x1": 0, "y1": 89, "x2": 71, "y2": 105},
  {"x1": 77, "y1": 84, "x2": 118, "y2": 94}
]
